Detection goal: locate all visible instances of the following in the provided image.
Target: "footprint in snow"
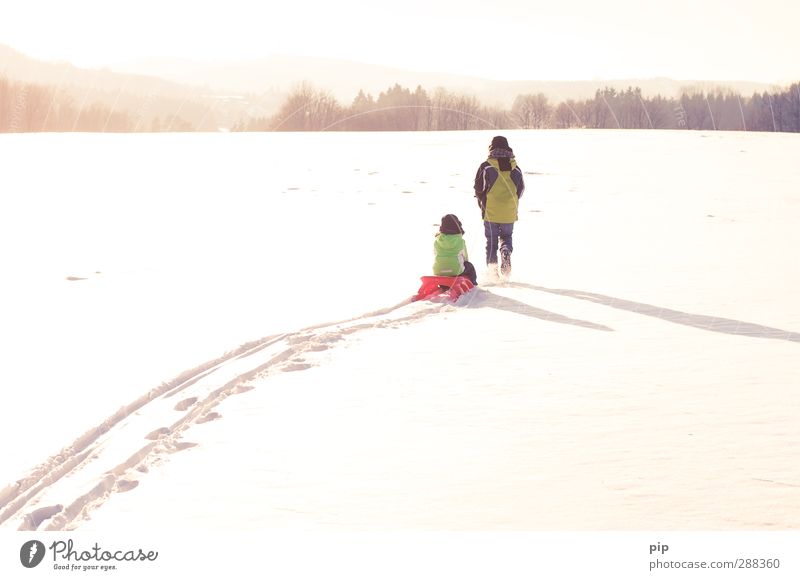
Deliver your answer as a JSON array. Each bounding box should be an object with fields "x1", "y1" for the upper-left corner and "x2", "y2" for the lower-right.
[
  {"x1": 20, "y1": 504, "x2": 63, "y2": 530},
  {"x1": 145, "y1": 427, "x2": 171, "y2": 440},
  {"x1": 197, "y1": 412, "x2": 222, "y2": 424},
  {"x1": 284, "y1": 362, "x2": 313, "y2": 372},
  {"x1": 116, "y1": 479, "x2": 139, "y2": 493},
  {"x1": 174, "y1": 397, "x2": 198, "y2": 411}
]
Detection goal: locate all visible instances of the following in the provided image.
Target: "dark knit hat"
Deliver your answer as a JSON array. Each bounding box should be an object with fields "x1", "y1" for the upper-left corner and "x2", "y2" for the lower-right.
[
  {"x1": 489, "y1": 135, "x2": 511, "y2": 151},
  {"x1": 439, "y1": 214, "x2": 463, "y2": 235}
]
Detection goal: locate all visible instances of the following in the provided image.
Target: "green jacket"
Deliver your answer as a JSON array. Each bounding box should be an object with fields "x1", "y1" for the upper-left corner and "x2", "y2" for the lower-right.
[{"x1": 432, "y1": 233, "x2": 468, "y2": 276}]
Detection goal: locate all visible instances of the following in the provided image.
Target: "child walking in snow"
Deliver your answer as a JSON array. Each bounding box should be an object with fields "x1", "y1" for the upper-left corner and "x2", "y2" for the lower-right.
[
  {"x1": 432, "y1": 214, "x2": 478, "y2": 286},
  {"x1": 473, "y1": 135, "x2": 525, "y2": 277}
]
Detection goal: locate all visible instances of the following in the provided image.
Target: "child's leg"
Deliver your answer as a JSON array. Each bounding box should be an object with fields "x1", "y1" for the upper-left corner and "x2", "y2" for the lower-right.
[
  {"x1": 498, "y1": 223, "x2": 514, "y2": 256},
  {"x1": 498, "y1": 223, "x2": 514, "y2": 275},
  {"x1": 484, "y1": 221, "x2": 499, "y2": 265},
  {"x1": 461, "y1": 261, "x2": 478, "y2": 285}
]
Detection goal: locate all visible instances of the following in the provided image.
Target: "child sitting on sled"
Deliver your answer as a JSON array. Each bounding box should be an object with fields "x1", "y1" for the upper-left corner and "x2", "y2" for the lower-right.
[{"x1": 433, "y1": 214, "x2": 478, "y2": 286}]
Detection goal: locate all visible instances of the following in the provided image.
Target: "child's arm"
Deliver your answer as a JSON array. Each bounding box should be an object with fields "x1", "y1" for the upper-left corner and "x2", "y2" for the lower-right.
[
  {"x1": 474, "y1": 162, "x2": 490, "y2": 212},
  {"x1": 512, "y1": 165, "x2": 525, "y2": 198}
]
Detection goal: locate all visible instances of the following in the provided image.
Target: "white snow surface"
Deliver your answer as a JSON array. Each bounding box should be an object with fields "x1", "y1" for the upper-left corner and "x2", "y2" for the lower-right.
[{"x1": 1, "y1": 129, "x2": 798, "y2": 532}]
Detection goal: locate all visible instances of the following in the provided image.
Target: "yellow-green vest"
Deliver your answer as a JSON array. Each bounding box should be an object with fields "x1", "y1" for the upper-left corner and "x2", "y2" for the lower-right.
[{"x1": 484, "y1": 158, "x2": 520, "y2": 224}]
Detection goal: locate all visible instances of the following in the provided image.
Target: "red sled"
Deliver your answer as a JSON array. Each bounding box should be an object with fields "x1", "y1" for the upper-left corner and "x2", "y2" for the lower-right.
[{"x1": 412, "y1": 275, "x2": 475, "y2": 302}]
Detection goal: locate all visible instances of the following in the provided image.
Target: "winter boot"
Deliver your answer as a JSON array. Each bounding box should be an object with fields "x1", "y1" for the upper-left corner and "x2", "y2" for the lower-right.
[{"x1": 500, "y1": 247, "x2": 512, "y2": 277}]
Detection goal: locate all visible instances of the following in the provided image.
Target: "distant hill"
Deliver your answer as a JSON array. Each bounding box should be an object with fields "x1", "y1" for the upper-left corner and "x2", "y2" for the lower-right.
[
  {"x1": 0, "y1": 44, "x2": 282, "y2": 130},
  {"x1": 0, "y1": 44, "x2": 198, "y2": 98},
  {"x1": 0, "y1": 44, "x2": 784, "y2": 129},
  {"x1": 107, "y1": 54, "x2": 779, "y2": 107}
]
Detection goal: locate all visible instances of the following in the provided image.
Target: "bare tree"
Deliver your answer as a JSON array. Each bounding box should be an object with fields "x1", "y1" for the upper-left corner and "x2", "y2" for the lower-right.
[
  {"x1": 512, "y1": 93, "x2": 552, "y2": 128},
  {"x1": 269, "y1": 83, "x2": 341, "y2": 130},
  {"x1": 555, "y1": 101, "x2": 580, "y2": 128}
]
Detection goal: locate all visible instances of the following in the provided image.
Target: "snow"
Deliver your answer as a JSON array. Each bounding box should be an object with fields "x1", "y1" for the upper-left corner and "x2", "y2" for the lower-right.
[{"x1": 0, "y1": 129, "x2": 799, "y2": 538}]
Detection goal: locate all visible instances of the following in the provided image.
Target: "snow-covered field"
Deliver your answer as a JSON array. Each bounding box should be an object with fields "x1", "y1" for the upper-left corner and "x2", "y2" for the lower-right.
[{"x1": 1, "y1": 129, "x2": 798, "y2": 534}]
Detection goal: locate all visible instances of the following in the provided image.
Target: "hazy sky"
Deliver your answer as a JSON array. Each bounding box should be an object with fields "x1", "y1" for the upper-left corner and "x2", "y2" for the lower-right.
[{"x1": 2, "y1": 0, "x2": 798, "y2": 82}]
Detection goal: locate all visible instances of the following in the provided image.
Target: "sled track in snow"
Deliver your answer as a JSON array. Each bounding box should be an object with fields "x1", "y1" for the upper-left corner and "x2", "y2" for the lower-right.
[{"x1": 0, "y1": 298, "x2": 445, "y2": 530}]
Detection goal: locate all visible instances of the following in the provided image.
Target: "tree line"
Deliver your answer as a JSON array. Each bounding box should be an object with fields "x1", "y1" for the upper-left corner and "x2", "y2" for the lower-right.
[
  {"x1": 235, "y1": 83, "x2": 509, "y2": 132},
  {"x1": 238, "y1": 83, "x2": 800, "y2": 132},
  {"x1": 3, "y1": 73, "x2": 799, "y2": 133},
  {"x1": 237, "y1": 81, "x2": 800, "y2": 133},
  {"x1": 0, "y1": 76, "x2": 194, "y2": 132}
]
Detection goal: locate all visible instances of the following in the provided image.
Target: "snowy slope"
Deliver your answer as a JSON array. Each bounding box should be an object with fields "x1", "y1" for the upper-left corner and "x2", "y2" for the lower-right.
[{"x1": 1, "y1": 130, "x2": 798, "y2": 533}]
